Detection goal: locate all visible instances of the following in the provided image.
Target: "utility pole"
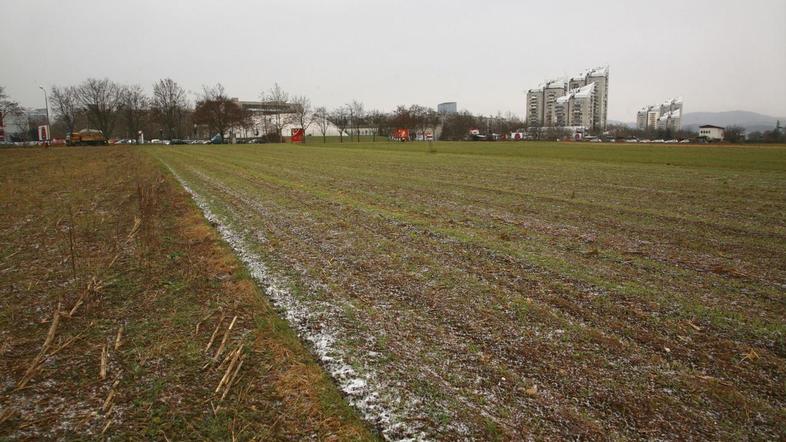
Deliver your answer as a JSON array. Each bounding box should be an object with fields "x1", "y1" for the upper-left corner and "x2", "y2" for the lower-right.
[{"x1": 39, "y1": 85, "x2": 51, "y2": 143}]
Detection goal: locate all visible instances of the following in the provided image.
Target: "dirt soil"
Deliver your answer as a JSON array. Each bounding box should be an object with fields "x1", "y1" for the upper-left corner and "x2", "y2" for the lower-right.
[
  {"x1": 0, "y1": 147, "x2": 374, "y2": 440},
  {"x1": 151, "y1": 142, "x2": 786, "y2": 440}
]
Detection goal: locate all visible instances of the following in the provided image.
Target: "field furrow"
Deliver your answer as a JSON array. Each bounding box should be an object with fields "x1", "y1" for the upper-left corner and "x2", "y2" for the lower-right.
[{"x1": 151, "y1": 142, "x2": 786, "y2": 440}]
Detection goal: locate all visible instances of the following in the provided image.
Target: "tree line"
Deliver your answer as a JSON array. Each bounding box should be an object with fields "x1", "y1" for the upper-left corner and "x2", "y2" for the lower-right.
[
  {"x1": 3, "y1": 79, "x2": 531, "y2": 143},
  {"x1": 4, "y1": 79, "x2": 302, "y2": 142},
  {"x1": 17, "y1": 79, "x2": 783, "y2": 144}
]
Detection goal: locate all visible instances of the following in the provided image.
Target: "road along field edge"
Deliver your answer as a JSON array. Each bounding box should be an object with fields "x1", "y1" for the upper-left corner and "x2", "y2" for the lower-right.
[{"x1": 159, "y1": 160, "x2": 427, "y2": 441}]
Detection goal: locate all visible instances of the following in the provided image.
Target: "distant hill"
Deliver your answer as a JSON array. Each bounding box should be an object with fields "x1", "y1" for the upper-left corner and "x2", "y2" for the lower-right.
[
  {"x1": 681, "y1": 111, "x2": 784, "y2": 133},
  {"x1": 610, "y1": 111, "x2": 784, "y2": 133},
  {"x1": 608, "y1": 119, "x2": 635, "y2": 128}
]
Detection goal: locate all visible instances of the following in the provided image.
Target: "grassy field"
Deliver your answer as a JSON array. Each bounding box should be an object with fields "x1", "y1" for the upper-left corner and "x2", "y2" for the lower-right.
[
  {"x1": 150, "y1": 140, "x2": 786, "y2": 440},
  {"x1": 0, "y1": 147, "x2": 373, "y2": 439}
]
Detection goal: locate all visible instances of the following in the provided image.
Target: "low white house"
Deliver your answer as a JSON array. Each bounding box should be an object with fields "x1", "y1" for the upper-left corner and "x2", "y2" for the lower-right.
[{"x1": 699, "y1": 125, "x2": 725, "y2": 141}]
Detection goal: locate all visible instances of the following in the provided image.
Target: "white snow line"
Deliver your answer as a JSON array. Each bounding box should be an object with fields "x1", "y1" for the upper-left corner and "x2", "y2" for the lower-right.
[{"x1": 161, "y1": 162, "x2": 427, "y2": 441}]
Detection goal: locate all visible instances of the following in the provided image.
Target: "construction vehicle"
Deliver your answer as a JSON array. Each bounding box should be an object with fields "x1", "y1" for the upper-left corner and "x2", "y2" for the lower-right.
[{"x1": 67, "y1": 129, "x2": 107, "y2": 146}]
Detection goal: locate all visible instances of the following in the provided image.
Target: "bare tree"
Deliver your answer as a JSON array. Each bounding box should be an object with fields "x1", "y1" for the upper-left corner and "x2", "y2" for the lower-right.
[
  {"x1": 440, "y1": 111, "x2": 477, "y2": 141},
  {"x1": 0, "y1": 86, "x2": 24, "y2": 132},
  {"x1": 152, "y1": 78, "x2": 188, "y2": 139},
  {"x1": 313, "y1": 106, "x2": 330, "y2": 143},
  {"x1": 529, "y1": 125, "x2": 544, "y2": 141},
  {"x1": 192, "y1": 83, "x2": 249, "y2": 143},
  {"x1": 724, "y1": 125, "x2": 746, "y2": 143},
  {"x1": 261, "y1": 83, "x2": 290, "y2": 143},
  {"x1": 75, "y1": 78, "x2": 122, "y2": 137},
  {"x1": 327, "y1": 107, "x2": 349, "y2": 143},
  {"x1": 391, "y1": 105, "x2": 414, "y2": 140},
  {"x1": 408, "y1": 104, "x2": 429, "y2": 140},
  {"x1": 0, "y1": 86, "x2": 28, "y2": 141},
  {"x1": 365, "y1": 110, "x2": 388, "y2": 142},
  {"x1": 49, "y1": 85, "x2": 80, "y2": 135},
  {"x1": 119, "y1": 85, "x2": 148, "y2": 140},
  {"x1": 289, "y1": 95, "x2": 314, "y2": 144},
  {"x1": 348, "y1": 100, "x2": 365, "y2": 142}
]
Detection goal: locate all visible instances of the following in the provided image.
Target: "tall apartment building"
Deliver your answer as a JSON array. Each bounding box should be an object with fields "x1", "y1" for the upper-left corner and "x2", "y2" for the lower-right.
[
  {"x1": 554, "y1": 83, "x2": 596, "y2": 128},
  {"x1": 526, "y1": 66, "x2": 609, "y2": 131},
  {"x1": 636, "y1": 97, "x2": 683, "y2": 131},
  {"x1": 543, "y1": 80, "x2": 567, "y2": 127},
  {"x1": 526, "y1": 89, "x2": 544, "y2": 127}
]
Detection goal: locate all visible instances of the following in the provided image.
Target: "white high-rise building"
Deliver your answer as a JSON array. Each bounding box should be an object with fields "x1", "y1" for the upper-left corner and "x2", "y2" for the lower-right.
[
  {"x1": 586, "y1": 67, "x2": 609, "y2": 131},
  {"x1": 542, "y1": 80, "x2": 567, "y2": 127},
  {"x1": 526, "y1": 88, "x2": 544, "y2": 127},
  {"x1": 637, "y1": 97, "x2": 683, "y2": 131},
  {"x1": 554, "y1": 83, "x2": 596, "y2": 128},
  {"x1": 525, "y1": 66, "x2": 609, "y2": 131}
]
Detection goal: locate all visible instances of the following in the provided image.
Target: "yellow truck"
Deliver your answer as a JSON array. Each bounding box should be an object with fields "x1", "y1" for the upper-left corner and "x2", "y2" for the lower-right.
[{"x1": 67, "y1": 129, "x2": 107, "y2": 146}]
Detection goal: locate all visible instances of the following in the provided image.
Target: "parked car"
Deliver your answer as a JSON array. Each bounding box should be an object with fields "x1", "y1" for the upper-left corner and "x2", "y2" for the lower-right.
[
  {"x1": 652, "y1": 139, "x2": 665, "y2": 143},
  {"x1": 679, "y1": 139, "x2": 691, "y2": 144},
  {"x1": 640, "y1": 139, "x2": 651, "y2": 143},
  {"x1": 624, "y1": 139, "x2": 639, "y2": 143},
  {"x1": 664, "y1": 139, "x2": 678, "y2": 144}
]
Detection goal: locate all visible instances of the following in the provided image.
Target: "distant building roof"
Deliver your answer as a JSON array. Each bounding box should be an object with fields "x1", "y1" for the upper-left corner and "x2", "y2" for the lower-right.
[
  {"x1": 574, "y1": 82, "x2": 596, "y2": 98},
  {"x1": 699, "y1": 124, "x2": 725, "y2": 129},
  {"x1": 544, "y1": 80, "x2": 566, "y2": 89},
  {"x1": 659, "y1": 109, "x2": 681, "y2": 121},
  {"x1": 587, "y1": 66, "x2": 609, "y2": 77},
  {"x1": 235, "y1": 100, "x2": 297, "y2": 115}
]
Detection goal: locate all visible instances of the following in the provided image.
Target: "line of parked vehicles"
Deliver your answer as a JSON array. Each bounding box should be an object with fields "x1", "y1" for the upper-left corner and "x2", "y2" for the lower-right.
[
  {"x1": 113, "y1": 138, "x2": 213, "y2": 145},
  {"x1": 587, "y1": 137, "x2": 692, "y2": 144}
]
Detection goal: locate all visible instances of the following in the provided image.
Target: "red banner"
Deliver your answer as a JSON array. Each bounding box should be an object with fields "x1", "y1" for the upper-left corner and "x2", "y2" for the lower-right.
[
  {"x1": 38, "y1": 125, "x2": 49, "y2": 142},
  {"x1": 393, "y1": 128, "x2": 409, "y2": 141},
  {"x1": 291, "y1": 128, "x2": 304, "y2": 143}
]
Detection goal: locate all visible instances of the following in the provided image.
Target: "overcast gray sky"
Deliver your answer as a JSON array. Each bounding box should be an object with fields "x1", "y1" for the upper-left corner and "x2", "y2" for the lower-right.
[{"x1": 2, "y1": 0, "x2": 785, "y2": 121}]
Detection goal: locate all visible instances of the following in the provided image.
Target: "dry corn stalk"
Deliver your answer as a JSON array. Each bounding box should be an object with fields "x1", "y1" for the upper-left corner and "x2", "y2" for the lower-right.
[
  {"x1": 213, "y1": 316, "x2": 237, "y2": 361},
  {"x1": 205, "y1": 313, "x2": 225, "y2": 352},
  {"x1": 17, "y1": 303, "x2": 62, "y2": 389},
  {"x1": 114, "y1": 325, "x2": 124, "y2": 351},
  {"x1": 216, "y1": 344, "x2": 245, "y2": 402},
  {"x1": 100, "y1": 345, "x2": 108, "y2": 379},
  {"x1": 220, "y1": 357, "x2": 245, "y2": 402},
  {"x1": 102, "y1": 379, "x2": 120, "y2": 412},
  {"x1": 69, "y1": 277, "x2": 103, "y2": 317}
]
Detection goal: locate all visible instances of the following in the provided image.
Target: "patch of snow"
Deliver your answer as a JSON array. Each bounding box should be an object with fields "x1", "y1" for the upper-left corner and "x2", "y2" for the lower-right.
[{"x1": 163, "y1": 163, "x2": 428, "y2": 441}]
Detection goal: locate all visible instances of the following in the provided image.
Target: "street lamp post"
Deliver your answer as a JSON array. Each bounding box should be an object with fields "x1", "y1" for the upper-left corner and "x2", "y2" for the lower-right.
[{"x1": 38, "y1": 85, "x2": 51, "y2": 143}]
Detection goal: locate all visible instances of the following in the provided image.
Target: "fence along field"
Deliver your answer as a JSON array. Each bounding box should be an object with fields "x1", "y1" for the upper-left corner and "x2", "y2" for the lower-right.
[{"x1": 150, "y1": 141, "x2": 786, "y2": 440}]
